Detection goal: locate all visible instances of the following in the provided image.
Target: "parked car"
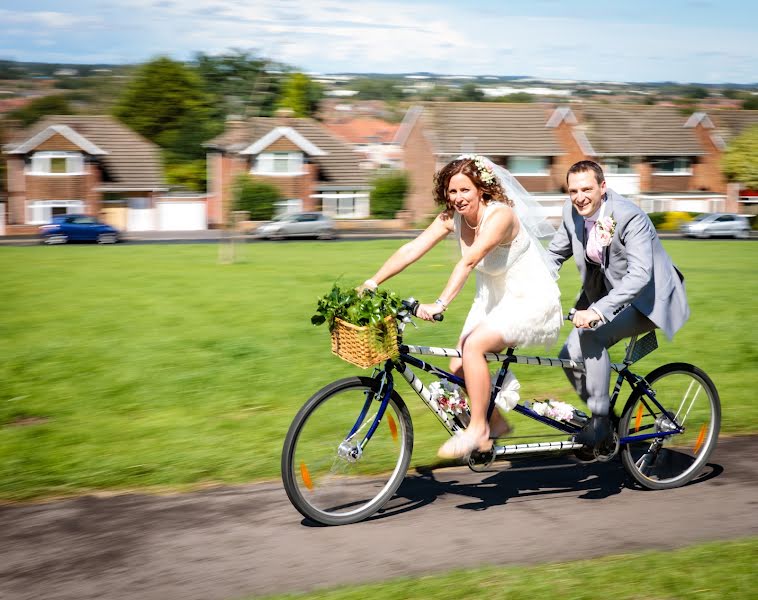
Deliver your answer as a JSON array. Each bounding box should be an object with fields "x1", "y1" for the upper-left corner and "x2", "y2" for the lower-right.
[
  {"x1": 252, "y1": 212, "x2": 337, "y2": 240},
  {"x1": 39, "y1": 214, "x2": 121, "y2": 244},
  {"x1": 679, "y1": 213, "x2": 751, "y2": 239}
]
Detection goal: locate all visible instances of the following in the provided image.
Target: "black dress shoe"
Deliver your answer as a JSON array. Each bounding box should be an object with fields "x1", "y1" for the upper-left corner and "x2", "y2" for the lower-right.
[{"x1": 574, "y1": 415, "x2": 612, "y2": 450}]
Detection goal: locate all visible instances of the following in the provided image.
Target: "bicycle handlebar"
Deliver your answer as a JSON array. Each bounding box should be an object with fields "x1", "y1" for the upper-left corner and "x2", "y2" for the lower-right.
[{"x1": 402, "y1": 298, "x2": 444, "y2": 322}]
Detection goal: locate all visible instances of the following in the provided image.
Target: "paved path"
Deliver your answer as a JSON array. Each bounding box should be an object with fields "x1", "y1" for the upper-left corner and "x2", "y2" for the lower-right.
[{"x1": 1, "y1": 436, "x2": 756, "y2": 600}]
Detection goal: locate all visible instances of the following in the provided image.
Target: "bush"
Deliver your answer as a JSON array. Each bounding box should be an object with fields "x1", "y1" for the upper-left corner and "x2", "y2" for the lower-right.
[
  {"x1": 370, "y1": 171, "x2": 409, "y2": 219},
  {"x1": 232, "y1": 174, "x2": 281, "y2": 221},
  {"x1": 647, "y1": 211, "x2": 700, "y2": 230}
]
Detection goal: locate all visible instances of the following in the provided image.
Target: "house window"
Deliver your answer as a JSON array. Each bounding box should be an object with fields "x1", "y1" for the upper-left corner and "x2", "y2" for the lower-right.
[
  {"x1": 318, "y1": 192, "x2": 370, "y2": 218},
  {"x1": 508, "y1": 156, "x2": 550, "y2": 176},
  {"x1": 602, "y1": 157, "x2": 635, "y2": 174},
  {"x1": 27, "y1": 200, "x2": 85, "y2": 224},
  {"x1": 274, "y1": 199, "x2": 303, "y2": 216},
  {"x1": 652, "y1": 157, "x2": 692, "y2": 175},
  {"x1": 29, "y1": 151, "x2": 85, "y2": 175},
  {"x1": 253, "y1": 152, "x2": 305, "y2": 175}
]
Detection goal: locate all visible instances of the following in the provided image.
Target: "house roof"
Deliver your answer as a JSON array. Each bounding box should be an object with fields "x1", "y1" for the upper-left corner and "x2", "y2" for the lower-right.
[
  {"x1": 323, "y1": 117, "x2": 400, "y2": 145},
  {"x1": 570, "y1": 105, "x2": 704, "y2": 157},
  {"x1": 412, "y1": 102, "x2": 564, "y2": 157},
  {"x1": 4, "y1": 115, "x2": 165, "y2": 190},
  {"x1": 703, "y1": 109, "x2": 758, "y2": 143},
  {"x1": 206, "y1": 116, "x2": 370, "y2": 188}
]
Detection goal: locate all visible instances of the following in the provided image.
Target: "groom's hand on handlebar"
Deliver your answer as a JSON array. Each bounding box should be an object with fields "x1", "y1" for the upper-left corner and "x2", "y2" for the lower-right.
[{"x1": 567, "y1": 308, "x2": 600, "y2": 329}]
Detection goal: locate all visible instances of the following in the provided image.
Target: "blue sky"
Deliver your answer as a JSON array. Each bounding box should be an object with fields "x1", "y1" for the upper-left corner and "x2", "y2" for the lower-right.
[{"x1": 1, "y1": 0, "x2": 756, "y2": 83}]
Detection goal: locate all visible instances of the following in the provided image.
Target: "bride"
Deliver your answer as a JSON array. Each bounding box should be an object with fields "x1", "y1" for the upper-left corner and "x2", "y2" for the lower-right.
[{"x1": 360, "y1": 155, "x2": 563, "y2": 458}]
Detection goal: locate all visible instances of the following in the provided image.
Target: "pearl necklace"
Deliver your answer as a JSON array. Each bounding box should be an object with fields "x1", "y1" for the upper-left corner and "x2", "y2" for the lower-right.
[{"x1": 463, "y1": 212, "x2": 482, "y2": 231}]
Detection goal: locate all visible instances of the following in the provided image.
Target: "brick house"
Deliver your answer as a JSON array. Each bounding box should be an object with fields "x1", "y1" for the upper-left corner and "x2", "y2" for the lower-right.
[
  {"x1": 205, "y1": 116, "x2": 371, "y2": 224},
  {"x1": 686, "y1": 109, "x2": 758, "y2": 215},
  {"x1": 3, "y1": 115, "x2": 167, "y2": 232},
  {"x1": 395, "y1": 102, "x2": 567, "y2": 221},
  {"x1": 322, "y1": 117, "x2": 402, "y2": 170},
  {"x1": 398, "y1": 102, "x2": 738, "y2": 221}
]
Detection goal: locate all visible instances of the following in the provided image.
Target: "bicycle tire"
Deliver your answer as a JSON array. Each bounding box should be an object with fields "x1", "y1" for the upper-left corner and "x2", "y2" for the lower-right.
[
  {"x1": 619, "y1": 362, "x2": 720, "y2": 490},
  {"x1": 281, "y1": 376, "x2": 413, "y2": 525}
]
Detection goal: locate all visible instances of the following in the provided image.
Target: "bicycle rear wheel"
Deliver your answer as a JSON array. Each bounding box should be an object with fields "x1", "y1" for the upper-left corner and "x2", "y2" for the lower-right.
[
  {"x1": 619, "y1": 363, "x2": 720, "y2": 490},
  {"x1": 281, "y1": 376, "x2": 413, "y2": 525}
]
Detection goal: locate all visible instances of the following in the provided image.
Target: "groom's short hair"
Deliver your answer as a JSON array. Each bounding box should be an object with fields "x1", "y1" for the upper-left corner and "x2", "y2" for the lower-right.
[{"x1": 567, "y1": 160, "x2": 605, "y2": 185}]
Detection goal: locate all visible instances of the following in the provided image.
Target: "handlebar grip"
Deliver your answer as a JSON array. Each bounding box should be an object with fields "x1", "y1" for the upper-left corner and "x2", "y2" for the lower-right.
[
  {"x1": 402, "y1": 297, "x2": 444, "y2": 321},
  {"x1": 566, "y1": 308, "x2": 598, "y2": 328},
  {"x1": 433, "y1": 313, "x2": 444, "y2": 322}
]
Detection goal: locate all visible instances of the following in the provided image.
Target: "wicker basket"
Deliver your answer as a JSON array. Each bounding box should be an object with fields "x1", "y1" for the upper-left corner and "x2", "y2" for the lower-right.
[{"x1": 330, "y1": 316, "x2": 398, "y2": 368}]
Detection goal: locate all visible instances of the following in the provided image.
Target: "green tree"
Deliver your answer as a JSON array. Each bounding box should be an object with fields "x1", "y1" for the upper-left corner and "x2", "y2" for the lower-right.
[
  {"x1": 498, "y1": 92, "x2": 534, "y2": 103},
  {"x1": 453, "y1": 82, "x2": 484, "y2": 102},
  {"x1": 113, "y1": 57, "x2": 214, "y2": 150},
  {"x1": 9, "y1": 94, "x2": 73, "y2": 127},
  {"x1": 232, "y1": 174, "x2": 282, "y2": 220},
  {"x1": 723, "y1": 125, "x2": 758, "y2": 189},
  {"x1": 193, "y1": 50, "x2": 283, "y2": 118},
  {"x1": 742, "y1": 96, "x2": 758, "y2": 110},
  {"x1": 370, "y1": 171, "x2": 409, "y2": 219},
  {"x1": 165, "y1": 160, "x2": 207, "y2": 193},
  {"x1": 353, "y1": 78, "x2": 404, "y2": 102},
  {"x1": 276, "y1": 72, "x2": 322, "y2": 117}
]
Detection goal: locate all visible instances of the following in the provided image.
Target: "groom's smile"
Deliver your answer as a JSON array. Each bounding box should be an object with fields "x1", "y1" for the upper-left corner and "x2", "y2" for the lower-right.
[{"x1": 568, "y1": 171, "x2": 607, "y2": 217}]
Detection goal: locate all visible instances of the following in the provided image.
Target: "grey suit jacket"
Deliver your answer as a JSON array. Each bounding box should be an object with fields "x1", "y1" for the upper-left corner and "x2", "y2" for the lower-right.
[{"x1": 546, "y1": 189, "x2": 689, "y2": 339}]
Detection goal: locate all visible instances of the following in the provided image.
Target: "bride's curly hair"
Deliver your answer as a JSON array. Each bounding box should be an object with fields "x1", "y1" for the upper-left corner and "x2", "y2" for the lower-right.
[{"x1": 433, "y1": 157, "x2": 512, "y2": 212}]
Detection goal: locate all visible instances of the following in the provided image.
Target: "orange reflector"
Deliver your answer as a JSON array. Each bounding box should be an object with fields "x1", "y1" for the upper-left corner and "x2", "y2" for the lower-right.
[
  {"x1": 387, "y1": 413, "x2": 398, "y2": 442},
  {"x1": 694, "y1": 424, "x2": 707, "y2": 454},
  {"x1": 300, "y1": 462, "x2": 313, "y2": 490},
  {"x1": 635, "y1": 405, "x2": 644, "y2": 432}
]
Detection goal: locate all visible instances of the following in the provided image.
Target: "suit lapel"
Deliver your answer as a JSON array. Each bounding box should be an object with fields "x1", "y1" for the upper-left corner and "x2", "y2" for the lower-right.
[{"x1": 602, "y1": 193, "x2": 614, "y2": 268}]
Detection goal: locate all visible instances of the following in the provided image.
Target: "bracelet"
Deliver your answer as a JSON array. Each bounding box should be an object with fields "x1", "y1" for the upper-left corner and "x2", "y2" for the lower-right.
[
  {"x1": 364, "y1": 279, "x2": 378, "y2": 290},
  {"x1": 435, "y1": 298, "x2": 448, "y2": 310}
]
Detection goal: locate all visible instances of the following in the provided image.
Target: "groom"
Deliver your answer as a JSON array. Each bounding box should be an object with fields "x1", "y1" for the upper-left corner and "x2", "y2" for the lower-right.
[{"x1": 546, "y1": 160, "x2": 689, "y2": 450}]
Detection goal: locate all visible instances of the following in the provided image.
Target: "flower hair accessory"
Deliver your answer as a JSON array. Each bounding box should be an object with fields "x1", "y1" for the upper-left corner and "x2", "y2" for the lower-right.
[
  {"x1": 595, "y1": 215, "x2": 616, "y2": 247},
  {"x1": 458, "y1": 154, "x2": 496, "y2": 185}
]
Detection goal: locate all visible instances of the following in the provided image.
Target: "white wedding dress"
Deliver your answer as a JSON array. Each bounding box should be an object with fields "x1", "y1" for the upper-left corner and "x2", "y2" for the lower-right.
[{"x1": 455, "y1": 202, "x2": 563, "y2": 348}]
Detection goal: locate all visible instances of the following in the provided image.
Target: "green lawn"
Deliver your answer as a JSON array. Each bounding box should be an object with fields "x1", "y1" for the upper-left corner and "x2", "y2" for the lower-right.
[
  {"x1": 255, "y1": 537, "x2": 758, "y2": 600},
  {"x1": 1, "y1": 239, "x2": 756, "y2": 501}
]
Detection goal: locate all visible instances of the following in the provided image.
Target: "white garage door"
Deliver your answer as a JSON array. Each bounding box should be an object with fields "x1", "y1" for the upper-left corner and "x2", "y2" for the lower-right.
[{"x1": 157, "y1": 201, "x2": 207, "y2": 231}]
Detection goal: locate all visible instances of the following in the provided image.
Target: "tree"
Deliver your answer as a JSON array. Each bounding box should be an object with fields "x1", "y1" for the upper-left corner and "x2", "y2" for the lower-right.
[
  {"x1": 370, "y1": 171, "x2": 409, "y2": 219},
  {"x1": 113, "y1": 57, "x2": 214, "y2": 150},
  {"x1": 9, "y1": 94, "x2": 73, "y2": 127},
  {"x1": 276, "y1": 73, "x2": 322, "y2": 117},
  {"x1": 453, "y1": 83, "x2": 484, "y2": 102},
  {"x1": 232, "y1": 174, "x2": 282, "y2": 220},
  {"x1": 193, "y1": 50, "x2": 283, "y2": 118},
  {"x1": 723, "y1": 125, "x2": 758, "y2": 190}
]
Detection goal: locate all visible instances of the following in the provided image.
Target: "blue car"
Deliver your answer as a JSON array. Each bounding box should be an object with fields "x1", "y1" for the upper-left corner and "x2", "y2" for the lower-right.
[{"x1": 39, "y1": 214, "x2": 121, "y2": 245}]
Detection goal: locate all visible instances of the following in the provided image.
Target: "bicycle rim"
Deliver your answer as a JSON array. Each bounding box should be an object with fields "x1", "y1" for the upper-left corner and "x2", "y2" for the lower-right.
[
  {"x1": 620, "y1": 363, "x2": 720, "y2": 489},
  {"x1": 282, "y1": 378, "x2": 413, "y2": 525}
]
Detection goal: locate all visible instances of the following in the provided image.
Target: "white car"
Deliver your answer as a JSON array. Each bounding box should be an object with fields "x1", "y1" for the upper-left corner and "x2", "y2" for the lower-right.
[
  {"x1": 253, "y1": 212, "x2": 337, "y2": 240},
  {"x1": 680, "y1": 213, "x2": 751, "y2": 239}
]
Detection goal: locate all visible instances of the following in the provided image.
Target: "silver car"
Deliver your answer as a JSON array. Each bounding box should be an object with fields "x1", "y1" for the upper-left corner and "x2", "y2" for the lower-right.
[
  {"x1": 680, "y1": 213, "x2": 751, "y2": 239},
  {"x1": 253, "y1": 212, "x2": 337, "y2": 240}
]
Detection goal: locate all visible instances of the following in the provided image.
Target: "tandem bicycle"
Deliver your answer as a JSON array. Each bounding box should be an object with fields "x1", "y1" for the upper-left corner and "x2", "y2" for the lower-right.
[{"x1": 281, "y1": 298, "x2": 720, "y2": 525}]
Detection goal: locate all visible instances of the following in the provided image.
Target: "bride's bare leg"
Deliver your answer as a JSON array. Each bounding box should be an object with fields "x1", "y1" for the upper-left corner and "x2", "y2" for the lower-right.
[
  {"x1": 450, "y1": 339, "x2": 511, "y2": 439},
  {"x1": 439, "y1": 326, "x2": 511, "y2": 457}
]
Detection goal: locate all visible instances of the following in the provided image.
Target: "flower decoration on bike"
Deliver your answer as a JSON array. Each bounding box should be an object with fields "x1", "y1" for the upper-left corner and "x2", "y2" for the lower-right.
[{"x1": 429, "y1": 380, "x2": 468, "y2": 416}]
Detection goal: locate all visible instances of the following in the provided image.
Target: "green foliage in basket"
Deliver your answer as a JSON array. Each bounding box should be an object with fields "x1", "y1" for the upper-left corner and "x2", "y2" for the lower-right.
[{"x1": 311, "y1": 283, "x2": 404, "y2": 332}]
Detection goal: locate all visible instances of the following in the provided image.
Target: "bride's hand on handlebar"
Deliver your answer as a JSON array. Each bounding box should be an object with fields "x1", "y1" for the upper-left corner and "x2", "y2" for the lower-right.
[{"x1": 416, "y1": 302, "x2": 444, "y2": 322}]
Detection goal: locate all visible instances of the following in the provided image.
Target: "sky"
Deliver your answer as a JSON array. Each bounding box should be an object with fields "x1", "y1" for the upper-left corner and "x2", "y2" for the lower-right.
[{"x1": 1, "y1": 0, "x2": 757, "y2": 84}]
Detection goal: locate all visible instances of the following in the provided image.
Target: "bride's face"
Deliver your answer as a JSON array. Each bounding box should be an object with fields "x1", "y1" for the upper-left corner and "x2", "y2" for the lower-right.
[{"x1": 447, "y1": 173, "x2": 483, "y2": 216}]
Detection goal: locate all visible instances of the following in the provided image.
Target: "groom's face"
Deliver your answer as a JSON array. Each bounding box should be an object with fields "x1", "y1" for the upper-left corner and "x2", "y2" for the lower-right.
[{"x1": 568, "y1": 171, "x2": 606, "y2": 217}]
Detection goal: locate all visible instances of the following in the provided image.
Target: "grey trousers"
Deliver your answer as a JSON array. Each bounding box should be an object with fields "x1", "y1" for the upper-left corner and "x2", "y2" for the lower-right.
[{"x1": 558, "y1": 305, "x2": 655, "y2": 416}]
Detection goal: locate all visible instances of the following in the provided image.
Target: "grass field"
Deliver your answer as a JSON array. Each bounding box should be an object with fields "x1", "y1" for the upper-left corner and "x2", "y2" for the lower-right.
[
  {"x1": 1, "y1": 239, "x2": 756, "y2": 501},
  {"x1": 255, "y1": 537, "x2": 758, "y2": 600}
]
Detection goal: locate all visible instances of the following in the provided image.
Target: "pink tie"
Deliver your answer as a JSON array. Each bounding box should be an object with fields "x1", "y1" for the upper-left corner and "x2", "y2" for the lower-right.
[{"x1": 585, "y1": 219, "x2": 603, "y2": 264}]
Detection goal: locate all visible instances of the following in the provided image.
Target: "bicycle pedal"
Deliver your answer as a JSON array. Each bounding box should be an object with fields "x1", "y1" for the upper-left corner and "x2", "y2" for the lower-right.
[
  {"x1": 594, "y1": 433, "x2": 620, "y2": 462},
  {"x1": 467, "y1": 447, "x2": 496, "y2": 472}
]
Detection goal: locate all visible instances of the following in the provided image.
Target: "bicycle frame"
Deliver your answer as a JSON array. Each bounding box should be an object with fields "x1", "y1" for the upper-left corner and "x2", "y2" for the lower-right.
[{"x1": 348, "y1": 313, "x2": 683, "y2": 458}]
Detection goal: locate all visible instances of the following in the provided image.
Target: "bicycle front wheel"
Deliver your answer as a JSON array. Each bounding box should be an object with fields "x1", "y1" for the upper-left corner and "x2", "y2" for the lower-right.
[
  {"x1": 619, "y1": 363, "x2": 720, "y2": 490},
  {"x1": 281, "y1": 376, "x2": 413, "y2": 525}
]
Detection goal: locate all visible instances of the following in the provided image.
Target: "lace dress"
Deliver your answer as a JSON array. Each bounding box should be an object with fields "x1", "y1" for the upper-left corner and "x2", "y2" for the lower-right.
[{"x1": 456, "y1": 203, "x2": 563, "y2": 348}]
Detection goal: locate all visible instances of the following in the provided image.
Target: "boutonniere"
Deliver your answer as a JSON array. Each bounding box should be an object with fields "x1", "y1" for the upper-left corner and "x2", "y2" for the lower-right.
[{"x1": 595, "y1": 215, "x2": 616, "y2": 247}]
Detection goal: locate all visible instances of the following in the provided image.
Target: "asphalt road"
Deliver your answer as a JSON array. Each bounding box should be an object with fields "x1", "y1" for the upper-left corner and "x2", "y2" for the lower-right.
[{"x1": 1, "y1": 435, "x2": 756, "y2": 600}]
